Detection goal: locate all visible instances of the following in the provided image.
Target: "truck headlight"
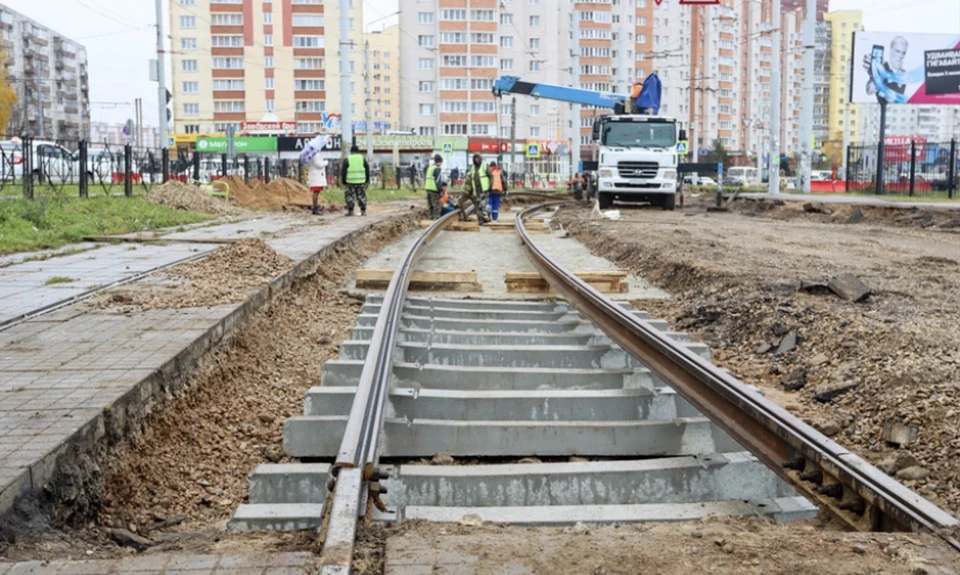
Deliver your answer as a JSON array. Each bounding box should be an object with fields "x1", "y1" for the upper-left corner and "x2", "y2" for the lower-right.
[
  {"x1": 663, "y1": 169, "x2": 677, "y2": 179},
  {"x1": 599, "y1": 168, "x2": 614, "y2": 178}
]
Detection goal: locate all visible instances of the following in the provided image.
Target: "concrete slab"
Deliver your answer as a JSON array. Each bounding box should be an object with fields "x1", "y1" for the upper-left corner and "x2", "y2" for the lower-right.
[
  {"x1": 283, "y1": 416, "x2": 741, "y2": 458},
  {"x1": 0, "y1": 553, "x2": 316, "y2": 574},
  {"x1": 228, "y1": 503, "x2": 325, "y2": 532}
]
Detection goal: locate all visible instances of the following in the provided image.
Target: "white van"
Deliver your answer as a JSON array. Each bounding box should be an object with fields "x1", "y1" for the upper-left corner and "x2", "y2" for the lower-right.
[
  {"x1": 0, "y1": 139, "x2": 112, "y2": 183},
  {"x1": 726, "y1": 166, "x2": 760, "y2": 186}
]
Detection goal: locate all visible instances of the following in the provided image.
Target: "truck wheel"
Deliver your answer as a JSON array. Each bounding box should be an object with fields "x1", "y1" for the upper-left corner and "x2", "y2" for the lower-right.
[
  {"x1": 661, "y1": 193, "x2": 677, "y2": 211},
  {"x1": 598, "y1": 193, "x2": 612, "y2": 209}
]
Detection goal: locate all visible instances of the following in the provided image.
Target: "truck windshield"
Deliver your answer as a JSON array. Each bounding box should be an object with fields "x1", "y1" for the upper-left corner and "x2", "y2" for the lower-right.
[{"x1": 602, "y1": 122, "x2": 675, "y2": 148}]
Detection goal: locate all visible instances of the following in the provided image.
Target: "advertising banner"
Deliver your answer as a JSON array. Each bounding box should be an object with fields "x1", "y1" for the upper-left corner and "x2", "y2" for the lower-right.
[
  {"x1": 883, "y1": 135, "x2": 926, "y2": 162},
  {"x1": 850, "y1": 32, "x2": 960, "y2": 105},
  {"x1": 240, "y1": 122, "x2": 297, "y2": 134},
  {"x1": 195, "y1": 137, "x2": 277, "y2": 153},
  {"x1": 278, "y1": 134, "x2": 342, "y2": 152}
]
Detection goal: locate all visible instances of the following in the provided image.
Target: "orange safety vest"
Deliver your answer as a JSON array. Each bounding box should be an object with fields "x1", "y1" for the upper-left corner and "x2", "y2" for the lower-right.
[
  {"x1": 440, "y1": 189, "x2": 449, "y2": 205},
  {"x1": 490, "y1": 169, "x2": 504, "y2": 193}
]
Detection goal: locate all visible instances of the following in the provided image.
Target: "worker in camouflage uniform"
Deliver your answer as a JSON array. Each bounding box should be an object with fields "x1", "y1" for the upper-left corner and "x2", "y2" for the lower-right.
[
  {"x1": 339, "y1": 144, "x2": 369, "y2": 216},
  {"x1": 460, "y1": 154, "x2": 492, "y2": 223},
  {"x1": 424, "y1": 154, "x2": 445, "y2": 219}
]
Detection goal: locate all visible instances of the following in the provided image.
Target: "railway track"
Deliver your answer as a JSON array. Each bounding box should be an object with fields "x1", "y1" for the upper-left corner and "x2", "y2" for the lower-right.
[{"x1": 225, "y1": 199, "x2": 959, "y2": 574}]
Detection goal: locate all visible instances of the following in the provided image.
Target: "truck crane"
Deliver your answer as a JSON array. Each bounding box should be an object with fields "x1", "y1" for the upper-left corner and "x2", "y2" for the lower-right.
[{"x1": 492, "y1": 75, "x2": 685, "y2": 210}]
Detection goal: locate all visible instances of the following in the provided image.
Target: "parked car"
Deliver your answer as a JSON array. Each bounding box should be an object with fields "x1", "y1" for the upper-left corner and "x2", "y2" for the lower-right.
[
  {"x1": 698, "y1": 176, "x2": 717, "y2": 187},
  {"x1": 0, "y1": 139, "x2": 113, "y2": 184}
]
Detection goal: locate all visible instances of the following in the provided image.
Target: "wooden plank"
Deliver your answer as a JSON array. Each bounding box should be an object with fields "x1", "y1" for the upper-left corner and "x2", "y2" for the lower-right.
[
  {"x1": 504, "y1": 271, "x2": 628, "y2": 294},
  {"x1": 419, "y1": 220, "x2": 480, "y2": 232},
  {"x1": 356, "y1": 269, "x2": 482, "y2": 292},
  {"x1": 82, "y1": 235, "x2": 240, "y2": 245}
]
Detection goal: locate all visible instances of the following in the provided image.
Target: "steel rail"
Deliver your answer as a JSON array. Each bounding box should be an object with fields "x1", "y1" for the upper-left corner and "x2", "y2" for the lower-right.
[{"x1": 516, "y1": 202, "x2": 960, "y2": 549}]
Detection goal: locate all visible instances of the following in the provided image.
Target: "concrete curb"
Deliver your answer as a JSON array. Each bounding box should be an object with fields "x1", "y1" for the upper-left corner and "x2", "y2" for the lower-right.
[{"x1": 0, "y1": 210, "x2": 419, "y2": 522}]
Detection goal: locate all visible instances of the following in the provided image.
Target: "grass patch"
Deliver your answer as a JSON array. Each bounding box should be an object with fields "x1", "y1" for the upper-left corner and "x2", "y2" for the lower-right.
[
  {"x1": 0, "y1": 191, "x2": 214, "y2": 255},
  {"x1": 320, "y1": 185, "x2": 421, "y2": 205},
  {"x1": 45, "y1": 276, "x2": 74, "y2": 285}
]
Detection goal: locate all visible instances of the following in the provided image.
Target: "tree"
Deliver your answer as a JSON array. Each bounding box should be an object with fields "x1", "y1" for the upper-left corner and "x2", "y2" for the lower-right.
[
  {"x1": 702, "y1": 138, "x2": 729, "y2": 165},
  {"x1": 0, "y1": 50, "x2": 18, "y2": 135}
]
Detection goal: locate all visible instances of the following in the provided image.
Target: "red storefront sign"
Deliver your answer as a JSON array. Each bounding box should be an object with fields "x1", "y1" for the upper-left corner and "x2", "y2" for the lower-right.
[
  {"x1": 468, "y1": 138, "x2": 511, "y2": 153},
  {"x1": 241, "y1": 121, "x2": 297, "y2": 134},
  {"x1": 884, "y1": 136, "x2": 926, "y2": 162}
]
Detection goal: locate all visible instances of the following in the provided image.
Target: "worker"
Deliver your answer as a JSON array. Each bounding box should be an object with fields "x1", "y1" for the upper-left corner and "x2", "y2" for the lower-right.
[
  {"x1": 588, "y1": 171, "x2": 598, "y2": 199},
  {"x1": 460, "y1": 154, "x2": 492, "y2": 223},
  {"x1": 307, "y1": 152, "x2": 328, "y2": 216},
  {"x1": 439, "y1": 186, "x2": 456, "y2": 216},
  {"x1": 339, "y1": 144, "x2": 369, "y2": 216},
  {"x1": 425, "y1": 154, "x2": 445, "y2": 219},
  {"x1": 487, "y1": 160, "x2": 508, "y2": 221},
  {"x1": 571, "y1": 173, "x2": 584, "y2": 201}
]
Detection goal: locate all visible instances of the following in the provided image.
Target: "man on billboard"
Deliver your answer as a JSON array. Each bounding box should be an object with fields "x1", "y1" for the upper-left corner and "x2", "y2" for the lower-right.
[{"x1": 863, "y1": 36, "x2": 909, "y2": 103}]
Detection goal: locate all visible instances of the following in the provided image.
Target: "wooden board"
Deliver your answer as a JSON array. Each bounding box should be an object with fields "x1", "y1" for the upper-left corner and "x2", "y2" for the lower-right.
[
  {"x1": 356, "y1": 269, "x2": 482, "y2": 292},
  {"x1": 505, "y1": 271, "x2": 629, "y2": 294},
  {"x1": 419, "y1": 220, "x2": 480, "y2": 232}
]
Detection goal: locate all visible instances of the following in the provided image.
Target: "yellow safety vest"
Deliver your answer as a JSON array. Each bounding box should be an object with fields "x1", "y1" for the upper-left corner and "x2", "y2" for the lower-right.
[
  {"x1": 345, "y1": 154, "x2": 366, "y2": 184},
  {"x1": 468, "y1": 165, "x2": 490, "y2": 192},
  {"x1": 425, "y1": 164, "x2": 439, "y2": 192}
]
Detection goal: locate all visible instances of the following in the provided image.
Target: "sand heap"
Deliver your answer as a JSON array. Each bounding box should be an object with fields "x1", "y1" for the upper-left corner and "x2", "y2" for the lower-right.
[
  {"x1": 144, "y1": 181, "x2": 235, "y2": 215},
  {"x1": 222, "y1": 175, "x2": 314, "y2": 210}
]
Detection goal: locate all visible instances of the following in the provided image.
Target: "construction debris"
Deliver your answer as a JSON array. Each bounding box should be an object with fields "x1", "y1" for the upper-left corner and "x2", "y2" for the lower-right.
[{"x1": 144, "y1": 181, "x2": 236, "y2": 215}]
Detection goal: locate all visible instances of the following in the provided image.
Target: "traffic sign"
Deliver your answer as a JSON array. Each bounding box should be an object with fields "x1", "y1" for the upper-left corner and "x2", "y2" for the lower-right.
[
  {"x1": 699, "y1": 148, "x2": 709, "y2": 157},
  {"x1": 676, "y1": 140, "x2": 689, "y2": 156},
  {"x1": 442, "y1": 143, "x2": 453, "y2": 154},
  {"x1": 525, "y1": 143, "x2": 540, "y2": 158}
]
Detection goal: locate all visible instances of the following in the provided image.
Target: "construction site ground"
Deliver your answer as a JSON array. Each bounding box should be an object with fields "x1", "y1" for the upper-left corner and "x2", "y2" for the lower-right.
[{"x1": 1, "y1": 193, "x2": 959, "y2": 574}]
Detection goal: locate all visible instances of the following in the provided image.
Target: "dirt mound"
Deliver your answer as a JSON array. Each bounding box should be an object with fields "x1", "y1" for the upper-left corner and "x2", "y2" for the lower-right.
[
  {"x1": 144, "y1": 182, "x2": 235, "y2": 215},
  {"x1": 227, "y1": 176, "x2": 314, "y2": 210},
  {"x1": 105, "y1": 239, "x2": 293, "y2": 309}
]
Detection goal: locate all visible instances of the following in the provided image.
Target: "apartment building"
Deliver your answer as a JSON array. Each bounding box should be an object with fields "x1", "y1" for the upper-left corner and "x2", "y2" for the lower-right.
[
  {"x1": 365, "y1": 24, "x2": 399, "y2": 132},
  {"x1": 90, "y1": 122, "x2": 160, "y2": 147},
  {"x1": 0, "y1": 3, "x2": 90, "y2": 142},
  {"x1": 813, "y1": 19, "x2": 831, "y2": 144},
  {"x1": 169, "y1": 0, "x2": 364, "y2": 136},
  {"x1": 823, "y1": 10, "x2": 861, "y2": 147}
]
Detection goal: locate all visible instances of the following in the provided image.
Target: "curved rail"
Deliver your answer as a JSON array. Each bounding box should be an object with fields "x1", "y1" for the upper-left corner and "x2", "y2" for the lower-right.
[{"x1": 515, "y1": 202, "x2": 959, "y2": 549}]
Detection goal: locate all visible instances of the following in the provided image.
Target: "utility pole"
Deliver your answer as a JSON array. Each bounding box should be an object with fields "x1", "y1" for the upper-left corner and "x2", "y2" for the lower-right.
[
  {"x1": 798, "y1": 0, "x2": 815, "y2": 193},
  {"x1": 755, "y1": 119, "x2": 763, "y2": 178},
  {"x1": 155, "y1": 0, "x2": 167, "y2": 155},
  {"x1": 135, "y1": 98, "x2": 142, "y2": 148},
  {"x1": 510, "y1": 96, "x2": 517, "y2": 174},
  {"x1": 338, "y1": 0, "x2": 353, "y2": 155},
  {"x1": 570, "y1": 12, "x2": 581, "y2": 177},
  {"x1": 841, "y1": 104, "x2": 850, "y2": 176},
  {"x1": 769, "y1": 0, "x2": 781, "y2": 195},
  {"x1": 36, "y1": 59, "x2": 44, "y2": 138},
  {"x1": 364, "y1": 40, "x2": 373, "y2": 163}
]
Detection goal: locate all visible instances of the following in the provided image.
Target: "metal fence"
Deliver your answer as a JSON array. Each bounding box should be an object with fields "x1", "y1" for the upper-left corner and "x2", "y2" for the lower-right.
[
  {"x1": 1, "y1": 136, "x2": 168, "y2": 199},
  {"x1": 846, "y1": 139, "x2": 958, "y2": 198}
]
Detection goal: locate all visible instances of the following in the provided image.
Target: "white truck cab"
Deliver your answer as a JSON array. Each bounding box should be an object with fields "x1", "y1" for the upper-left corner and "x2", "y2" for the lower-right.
[{"x1": 592, "y1": 115, "x2": 683, "y2": 210}]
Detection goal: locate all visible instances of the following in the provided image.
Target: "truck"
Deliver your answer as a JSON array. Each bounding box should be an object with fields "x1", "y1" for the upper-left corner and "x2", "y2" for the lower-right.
[{"x1": 492, "y1": 75, "x2": 685, "y2": 210}]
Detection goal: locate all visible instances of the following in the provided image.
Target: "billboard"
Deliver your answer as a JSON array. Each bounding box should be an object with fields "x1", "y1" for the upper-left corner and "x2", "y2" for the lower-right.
[{"x1": 850, "y1": 32, "x2": 960, "y2": 105}]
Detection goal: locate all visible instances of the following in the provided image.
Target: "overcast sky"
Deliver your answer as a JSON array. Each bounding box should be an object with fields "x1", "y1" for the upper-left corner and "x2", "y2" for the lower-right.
[{"x1": 1, "y1": 0, "x2": 953, "y2": 127}]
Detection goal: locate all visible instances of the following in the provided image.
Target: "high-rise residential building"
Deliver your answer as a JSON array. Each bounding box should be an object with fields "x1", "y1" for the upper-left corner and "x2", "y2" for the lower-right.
[
  {"x1": 813, "y1": 19, "x2": 831, "y2": 145},
  {"x1": 823, "y1": 10, "x2": 862, "y2": 148},
  {"x1": 169, "y1": 0, "x2": 364, "y2": 136},
  {"x1": 0, "y1": 3, "x2": 90, "y2": 143},
  {"x1": 90, "y1": 122, "x2": 160, "y2": 148},
  {"x1": 400, "y1": 0, "x2": 810, "y2": 165},
  {"x1": 365, "y1": 24, "x2": 399, "y2": 132}
]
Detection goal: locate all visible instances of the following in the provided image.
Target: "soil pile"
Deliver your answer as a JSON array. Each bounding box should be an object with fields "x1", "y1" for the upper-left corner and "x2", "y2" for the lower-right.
[
  {"x1": 559, "y1": 205, "x2": 960, "y2": 519},
  {"x1": 144, "y1": 182, "x2": 235, "y2": 215},
  {"x1": 226, "y1": 176, "x2": 314, "y2": 210},
  {"x1": 106, "y1": 239, "x2": 292, "y2": 309}
]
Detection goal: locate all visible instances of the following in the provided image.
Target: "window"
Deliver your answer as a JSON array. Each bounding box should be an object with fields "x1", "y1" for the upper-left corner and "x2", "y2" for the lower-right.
[
  {"x1": 501, "y1": 103, "x2": 513, "y2": 115},
  {"x1": 471, "y1": 10, "x2": 495, "y2": 21},
  {"x1": 265, "y1": 56, "x2": 274, "y2": 68},
  {"x1": 418, "y1": 58, "x2": 435, "y2": 69},
  {"x1": 211, "y1": 13, "x2": 242, "y2": 25},
  {"x1": 442, "y1": 101, "x2": 468, "y2": 112},
  {"x1": 265, "y1": 77, "x2": 275, "y2": 89},
  {"x1": 530, "y1": 104, "x2": 539, "y2": 116},
  {"x1": 442, "y1": 124, "x2": 467, "y2": 135},
  {"x1": 471, "y1": 101, "x2": 495, "y2": 113},
  {"x1": 296, "y1": 100, "x2": 325, "y2": 112},
  {"x1": 180, "y1": 38, "x2": 197, "y2": 50},
  {"x1": 183, "y1": 103, "x2": 199, "y2": 115},
  {"x1": 471, "y1": 55, "x2": 495, "y2": 67},
  {"x1": 213, "y1": 79, "x2": 245, "y2": 90},
  {"x1": 263, "y1": 12, "x2": 272, "y2": 24},
  {"x1": 441, "y1": 9, "x2": 466, "y2": 20},
  {"x1": 471, "y1": 78, "x2": 493, "y2": 90},
  {"x1": 441, "y1": 77, "x2": 467, "y2": 90},
  {"x1": 180, "y1": 0, "x2": 195, "y2": 4},
  {"x1": 292, "y1": 14, "x2": 323, "y2": 26},
  {"x1": 184, "y1": 124, "x2": 200, "y2": 134},
  {"x1": 182, "y1": 81, "x2": 199, "y2": 93},
  {"x1": 213, "y1": 57, "x2": 243, "y2": 68},
  {"x1": 265, "y1": 99, "x2": 275, "y2": 112},
  {"x1": 181, "y1": 59, "x2": 198, "y2": 72},
  {"x1": 529, "y1": 15, "x2": 540, "y2": 26},
  {"x1": 263, "y1": 34, "x2": 273, "y2": 46},
  {"x1": 179, "y1": 16, "x2": 196, "y2": 28},
  {"x1": 214, "y1": 100, "x2": 244, "y2": 112},
  {"x1": 215, "y1": 123, "x2": 241, "y2": 132},
  {"x1": 211, "y1": 35, "x2": 243, "y2": 47},
  {"x1": 529, "y1": 38, "x2": 539, "y2": 49},
  {"x1": 419, "y1": 103, "x2": 435, "y2": 116},
  {"x1": 471, "y1": 124, "x2": 493, "y2": 135},
  {"x1": 471, "y1": 33, "x2": 495, "y2": 45},
  {"x1": 441, "y1": 32, "x2": 466, "y2": 44},
  {"x1": 500, "y1": 13, "x2": 513, "y2": 25},
  {"x1": 529, "y1": 126, "x2": 540, "y2": 137},
  {"x1": 296, "y1": 57, "x2": 324, "y2": 69},
  {"x1": 500, "y1": 36, "x2": 513, "y2": 48},
  {"x1": 529, "y1": 60, "x2": 541, "y2": 71},
  {"x1": 294, "y1": 79, "x2": 325, "y2": 90},
  {"x1": 419, "y1": 81, "x2": 435, "y2": 92},
  {"x1": 419, "y1": 126, "x2": 436, "y2": 136},
  {"x1": 293, "y1": 35, "x2": 323, "y2": 47},
  {"x1": 442, "y1": 55, "x2": 467, "y2": 67},
  {"x1": 418, "y1": 12, "x2": 434, "y2": 24},
  {"x1": 500, "y1": 58, "x2": 513, "y2": 71},
  {"x1": 418, "y1": 35, "x2": 434, "y2": 47}
]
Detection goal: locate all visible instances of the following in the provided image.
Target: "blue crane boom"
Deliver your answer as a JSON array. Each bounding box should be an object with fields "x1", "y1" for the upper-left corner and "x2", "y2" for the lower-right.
[{"x1": 491, "y1": 76, "x2": 626, "y2": 109}]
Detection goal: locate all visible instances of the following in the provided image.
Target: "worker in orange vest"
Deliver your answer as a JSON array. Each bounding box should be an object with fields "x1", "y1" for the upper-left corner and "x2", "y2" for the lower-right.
[{"x1": 487, "y1": 161, "x2": 508, "y2": 221}]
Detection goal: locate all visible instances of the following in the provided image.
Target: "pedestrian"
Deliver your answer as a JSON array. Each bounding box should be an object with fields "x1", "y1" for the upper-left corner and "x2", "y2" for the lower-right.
[
  {"x1": 425, "y1": 154, "x2": 445, "y2": 219},
  {"x1": 339, "y1": 144, "x2": 369, "y2": 216},
  {"x1": 450, "y1": 166, "x2": 460, "y2": 187},
  {"x1": 571, "y1": 173, "x2": 584, "y2": 200},
  {"x1": 307, "y1": 153, "x2": 328, "y2": 216},
  {"x1": 487, "y1": 160, "x2": 508, "y2": 221},
  {"x1": 461, "y1": 154, "x2": 492, "y2": 223}
]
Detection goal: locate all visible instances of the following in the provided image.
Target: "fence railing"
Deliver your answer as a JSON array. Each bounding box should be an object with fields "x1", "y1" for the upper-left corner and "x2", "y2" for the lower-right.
[{"x1": 846, "y1": 139, "x2": 958, "y2": 198}]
